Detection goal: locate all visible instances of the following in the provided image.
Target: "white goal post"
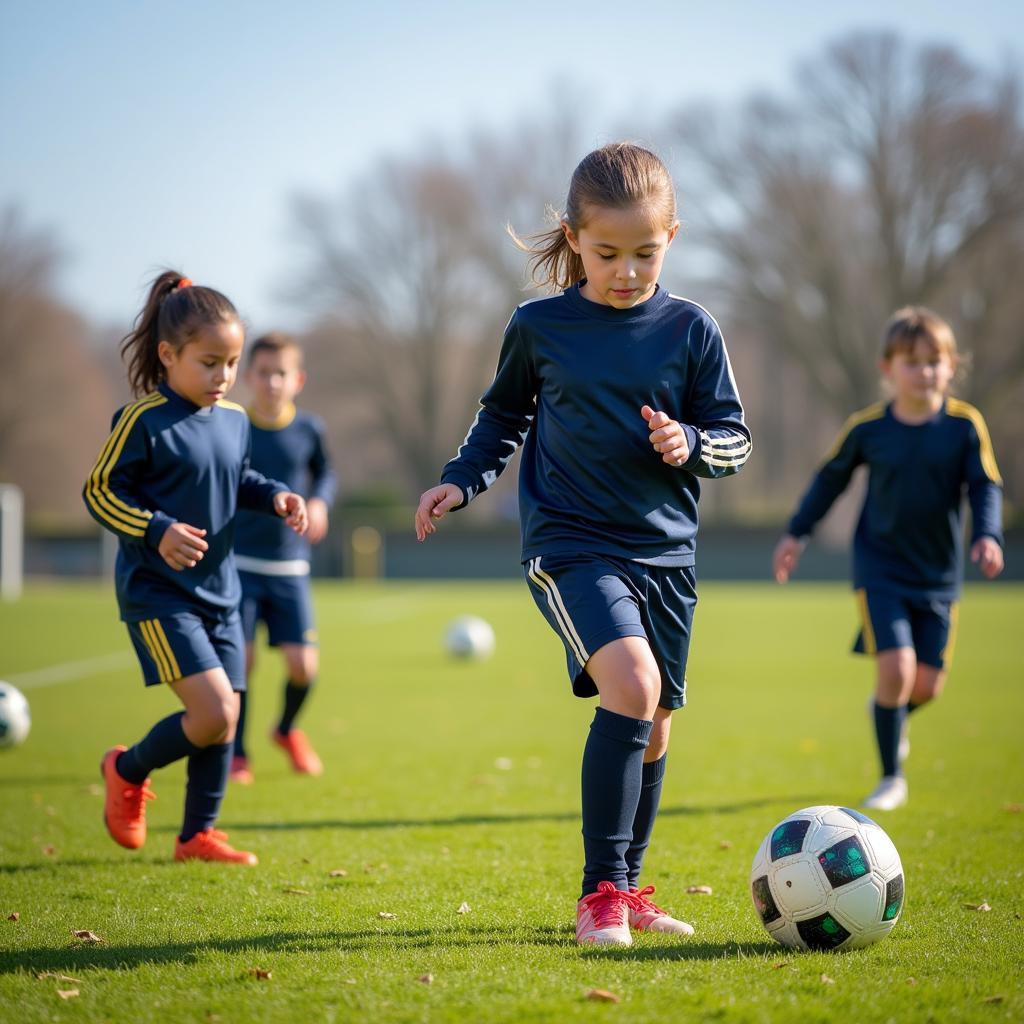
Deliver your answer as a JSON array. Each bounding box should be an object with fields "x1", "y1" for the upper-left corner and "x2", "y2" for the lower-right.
[{"x1": 0, "y1": 483, "x2": 24, "y2": 601}]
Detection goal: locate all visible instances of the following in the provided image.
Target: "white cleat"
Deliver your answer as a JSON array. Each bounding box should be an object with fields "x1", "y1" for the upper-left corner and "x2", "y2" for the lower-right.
[
  {"x1": 862, "y1": 775, "x2": 908, "y2": 811},
  {"x1": 576, "y1": 881, "x2": 632, "y2": 946},
  {"x1": 624, "y1": 886, "x2": 695, "y2": 936}
]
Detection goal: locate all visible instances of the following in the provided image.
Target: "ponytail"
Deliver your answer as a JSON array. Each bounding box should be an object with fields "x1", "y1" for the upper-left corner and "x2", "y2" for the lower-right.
[{"x1": 120, "y1": 270, "x2": 239, "y2": 396}]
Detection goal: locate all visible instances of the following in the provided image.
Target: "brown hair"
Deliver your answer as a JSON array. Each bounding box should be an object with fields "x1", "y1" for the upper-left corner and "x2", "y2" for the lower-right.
[
  {"x1": 511, "y1": 143, "x2": 678, "y2": 291},
  {"x1": 120, "y1": 270, "x2": 240, "y2": 396},
  {"x1": 882, "y1": 306, "x2": 958, "y2": 361},
  {"x1": 247, "y1": 330, "x2": 303, "y2": 367}
]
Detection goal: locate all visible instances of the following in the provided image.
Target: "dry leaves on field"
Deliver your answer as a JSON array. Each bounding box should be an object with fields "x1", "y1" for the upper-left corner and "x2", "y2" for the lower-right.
[
  {"x1": 982, "y1": 995, "x2": 1003, "y2": 1004},
  {"x1": 71, "y1": 930, "x2": 104, "y2": 944},
  {"x1": 686, "y1": 885, "x2": 713, "y2": 895},
  {"x1": 586, "y1": 989, "x2": 621, "y2": 1004},
  {"x1": 417, "y1": 973, "x2": 434, "y2": 985},
  {"x1": 7, "y1": 912, "x2": 19, "y2": 921},
  {"x1": 378, "y1": 912, "x2": 397, "y2": 920},
  {"x1": 962, "y1": 901, "x2": 991, "y2": 912},
  {"x1": 42, "y1": 845, "x2": 56, "y2": 856},
  {"x1": 770, "y1": 962, "x2": 792, "y2": 970},
  {"x1": 247, "y1": 968, "x2": 272, "y2": 980},
  {"x1": 1003, "y1": 803, "x2": 1022, "y2": 813},
  {"x1": 56, "y1": 989, "x2": 79, "y2": 1000},
  {"x1": 820, "y1": 974, "x2": 835, "y2": 985},
  {"x1": 329, "y1": 869, "x2": 348, "y2": 877},
  {"x1": 457, "y1": 902, "x2": 471, "y2": 914},
  {"x1": 282, "y1": 888, "x2": 311, "y2": 896},
  {"x1": 36, "y1": 973, "x2": 82, "y2": 984},
  {"x1": 718, "y1": 840, "x2": 733, "y2": 850},
  {"x1": 906, "y1": 978, "x2": 918, "y2": 986}
]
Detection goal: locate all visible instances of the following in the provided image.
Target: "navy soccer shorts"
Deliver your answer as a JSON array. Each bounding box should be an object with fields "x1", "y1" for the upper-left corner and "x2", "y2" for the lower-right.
[
  {"x1": 127, "y1": 610, "x2": 246, "y2": 690},
  {"x1": 238, "y1": 570, "x2": 317, "y2": 648},
  {"x1": 523, "y1": 552, "x2": 697, "y2": 710},
  {"x1": 852, "y1": 588, "x2": 958, "y2": 669}
]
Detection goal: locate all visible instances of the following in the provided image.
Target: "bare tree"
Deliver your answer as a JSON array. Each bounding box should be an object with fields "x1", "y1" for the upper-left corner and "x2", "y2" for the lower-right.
[{"x1": 664, "y1": 32, "x2": 1024, "y2": 503}]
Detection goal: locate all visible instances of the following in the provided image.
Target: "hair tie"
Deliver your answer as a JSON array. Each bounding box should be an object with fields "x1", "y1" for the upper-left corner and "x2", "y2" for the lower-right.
[{"x1": 176, "y1": 277, "x2": 193, "y2": 290}]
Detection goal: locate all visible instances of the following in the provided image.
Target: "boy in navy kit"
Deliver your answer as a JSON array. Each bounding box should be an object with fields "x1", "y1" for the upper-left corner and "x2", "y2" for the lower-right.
[
  {"x1": 229, "y1": 333, "x2": 336, "y2": 783},
  {"x1": 773, "y1": 306, "x2": 1003, "y2": 811},
  {"x1": 84, "y1": 271, "x2": 308, "y2": 864},
  {"x1": 415, "y1": 144, "x2": 751, "y2": 945}
]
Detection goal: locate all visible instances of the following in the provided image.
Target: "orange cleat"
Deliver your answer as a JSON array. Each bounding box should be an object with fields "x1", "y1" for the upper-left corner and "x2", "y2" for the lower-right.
[
  {"x1": 100, "y1": 745, "x2": 155, "y2": 850},
  {"x1": 228, "y1": 755, "x2": 254, "y2": 785},
  {"x1": 270, "y1": 728, "x2": 323, "y2": 776},
  {"x1": 174, "y1": 827, "x2": 258, "y2": 865}
]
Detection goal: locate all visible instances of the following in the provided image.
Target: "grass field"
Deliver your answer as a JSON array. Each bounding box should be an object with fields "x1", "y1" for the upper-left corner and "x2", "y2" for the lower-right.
[{"x1": 1, "y1": 580, "x2": 1022, "y2": 1023}]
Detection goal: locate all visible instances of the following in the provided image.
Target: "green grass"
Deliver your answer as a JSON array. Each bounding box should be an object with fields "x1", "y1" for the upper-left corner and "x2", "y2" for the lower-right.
[{"x1": 1, "y1": 580, "x2": 1022, "y2": 1023}]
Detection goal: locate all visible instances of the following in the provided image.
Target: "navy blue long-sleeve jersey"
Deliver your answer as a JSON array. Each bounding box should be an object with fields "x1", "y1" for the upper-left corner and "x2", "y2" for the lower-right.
[
  {"x1": 440, "y1": 284, "x2": 751, "y2": 565},
  {"x1": 83, "y1": 382, "x2": 287, "y2": 622},
  {"x1": 233, "y1": 404, "x2": 336, "y2": 565},
  {"x1": 787, "y1": 398, "x2": 1003, "y2": 599}
]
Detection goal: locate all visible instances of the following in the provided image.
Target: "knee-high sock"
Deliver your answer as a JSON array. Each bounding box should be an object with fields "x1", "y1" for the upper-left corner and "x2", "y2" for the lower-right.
[
  {"x1": 278, "y1": 679, "x2": 314, "y2": 735},
  {"x1": 233, "y1": 690, "x2": 249, "y2": 758},
  {"x1": 872, "y1": 702, "x2": 906, "y2": 778},
  {"x1": 116, "y1": 712, "x2": 201, "y2": 784},
  {"x1": 580, "y1": 707, "x2": 652, "y2": 897},
  {"x1": 180, "y1": 742, "x2": 231, "y2": 842},
  {"x1": 625, "y1": 753, "x2": 667, "y2": 889}
]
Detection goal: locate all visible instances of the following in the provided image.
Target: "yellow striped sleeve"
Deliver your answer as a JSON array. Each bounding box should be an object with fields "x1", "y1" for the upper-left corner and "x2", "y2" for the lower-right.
[
  {"x1": 946, "y1": 399, "x2": 1002, "y2": 485},
  {"x1": 84, "y1": 394, "x2": 167, "y2": 536},
  {"x1": 820, "y1": 403, "x2": 886, "y2": 465}
]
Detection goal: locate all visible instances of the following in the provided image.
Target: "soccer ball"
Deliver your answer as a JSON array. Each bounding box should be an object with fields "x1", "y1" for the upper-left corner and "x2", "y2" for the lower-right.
[
  {"x1": 444, "y1": 616, "x2": 495, "y2": 660},
  {"x1": 750, "y1": 805, "x2": 904, "y2": 950},
  {"x1": 0, "y1": 681, "x2": 31, "y2": 748}
]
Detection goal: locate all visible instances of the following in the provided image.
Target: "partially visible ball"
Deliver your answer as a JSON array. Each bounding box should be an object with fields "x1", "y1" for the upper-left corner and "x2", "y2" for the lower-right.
[
  {"x1": 444, "y1": 616, "x2": 496, "y2": 660},
  {"x1": 0, "y1": 681, "x2": 31, "y2": 748}
]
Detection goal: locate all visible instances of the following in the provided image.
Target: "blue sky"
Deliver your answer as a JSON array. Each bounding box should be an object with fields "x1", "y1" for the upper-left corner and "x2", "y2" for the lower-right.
[{"x1": 2, "y1": 1, "x2": 1020, "y2": 333}]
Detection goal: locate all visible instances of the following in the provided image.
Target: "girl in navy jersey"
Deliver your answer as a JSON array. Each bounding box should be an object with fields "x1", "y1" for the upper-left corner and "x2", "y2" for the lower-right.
[
  {"x1": 415, "y1": 144, "x2": 751, "y2": 946},
  {"x1": 84, "y1": 271, "x2": 308, "y2": 864},
  {"x1": 773, "y1": 307, "x2": 1003, "y2": 811}
]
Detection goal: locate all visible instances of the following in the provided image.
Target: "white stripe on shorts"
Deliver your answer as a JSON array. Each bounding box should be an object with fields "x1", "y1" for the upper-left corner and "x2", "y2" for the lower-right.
[{"x1": 527, "y1": 556, "x2": 589, "y2": 666}]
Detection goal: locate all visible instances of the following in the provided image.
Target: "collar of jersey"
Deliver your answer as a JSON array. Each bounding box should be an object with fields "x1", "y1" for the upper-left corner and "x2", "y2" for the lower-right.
[
  {"x1": 563, "y1": 281, "x2": 671, "y2": 322},
  {"x1": 158, "y1": 381, "x2": 206, "y2": 413},
  {"x1": 247, "y1": 402, "x2": 297, "y2": 431}
]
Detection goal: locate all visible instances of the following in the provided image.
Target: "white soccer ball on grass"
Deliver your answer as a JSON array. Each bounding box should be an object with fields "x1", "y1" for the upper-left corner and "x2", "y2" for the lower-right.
[
  {"x1": 444, "y1": 616, "x2": 496, "y2": 660},
  {"x1": 0, "y1": 681, "x2": 31, "y2": 748}
]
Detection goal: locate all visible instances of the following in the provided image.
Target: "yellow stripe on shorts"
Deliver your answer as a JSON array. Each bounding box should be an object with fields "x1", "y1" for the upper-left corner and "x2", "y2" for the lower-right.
[{"x1": 855, "y1": 589, "x2": 876, "y2": 655}]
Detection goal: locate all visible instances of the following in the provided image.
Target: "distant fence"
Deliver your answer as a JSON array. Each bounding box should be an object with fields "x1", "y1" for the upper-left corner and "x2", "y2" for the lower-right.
[{"x1": 24, "y1": 523, "x2": 1024, "y2": 583}]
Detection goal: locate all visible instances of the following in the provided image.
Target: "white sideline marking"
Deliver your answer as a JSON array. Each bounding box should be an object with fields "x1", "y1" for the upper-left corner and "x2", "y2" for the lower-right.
[{"x1": 6, "y1": 652, "x2": 134, "y2": 690}]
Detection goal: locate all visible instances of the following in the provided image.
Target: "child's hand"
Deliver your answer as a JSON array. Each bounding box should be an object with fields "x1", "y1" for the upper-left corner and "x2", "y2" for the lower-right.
[
  {"x1": 274, "y1": 491, "x2": 308, "y2": 534},
  {"x1": 158, "y1": 522, "x2": 208, "y2": 571},
  {"x1": 415, "y1": 484, "x2": 464, "y2": 541},
  {"x1": 306, "y1": 498, "x2": 329, "y2": 545},
  {"x1": 641, "y1": 405, "x2": 689, "y2": 466},
  {"x1": 772, "y1": 534, "x2": 805, "y2": 584},
  {"x1": 971, "y1": 536, "x2": 1004, "y2": 579}
]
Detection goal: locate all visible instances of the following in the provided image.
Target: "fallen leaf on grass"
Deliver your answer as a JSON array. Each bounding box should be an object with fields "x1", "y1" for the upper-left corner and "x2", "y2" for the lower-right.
[
  {"x1": 329, "y1": 869, "x2": 348, "y2": 878},
  {"x1": 87, "y1": 784, "x2": 102, "y2": 797},
  {"x1": 342, "y1": 979, "x2": 357, "y2": 986},
  {"x1": 71, "y1": 930, "x2": 104, "y2": 944},
  {"x1": 1003, "y1": 803, "x2": 1022, "y2": 813},
  {"x1": 982, "y1": 995, "x2": 1003, "y2": 1004},
  {"x1": 457, "y1": 902, "x2": 471, "y2": 914},
  {"x1": 686, "y1": 885, "x2": 713, "y2": 895},
  {"x1": 770, "y1": 962, "x2": 792, "y2": 970},
  {"x1": 378, "y1": 912, "x2": 397, "y2": 920},
  {"x1": 247, "y1": 968, "x2": 272, "y2": 980},
  {"x1": 962, "y1": 901, "x2": 991, "y2": 912},
  {"x1": 820, "y1": 974, "x2": 835, "y2": 985},
  {"x1": 282, "y1": 888, "x2": 311, "y2": 896},
  {"x1": 42, "y1": 845, "x2": 56, "y2": 856},
  {"x1": 7, "y1": 912, "x2": 19, "y2": 921},
  {"x1": 718, "y1": 841, "x2": 733, "y2": 850},
  {"x1": 56, "y1": 989, "x2": 79, "y2": 1000},
  {"x1": 586, "y1": 989, "x2": 621, "y2": 1004},
  {"x1": 36, "y1": 973, "x2": 83, "y2": 983},
  {"x1": 417, "y1": 973, "x2": 433, "y2": 985},
  {"x1": 906, "y1": 978, "x2": 918, "y2": 986}
]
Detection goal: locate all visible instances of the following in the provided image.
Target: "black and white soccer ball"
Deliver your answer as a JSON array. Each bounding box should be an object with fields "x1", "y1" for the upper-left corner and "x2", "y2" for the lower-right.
[
  {"x1": 444, "y1": 616, "x2": 495, "y2": 660},
  {"x1": 0, "y1": 681, "x2": 31, "y2": 748},
  {"x1": 750, "y1": 805, "x2": 904, "y2": 950}
]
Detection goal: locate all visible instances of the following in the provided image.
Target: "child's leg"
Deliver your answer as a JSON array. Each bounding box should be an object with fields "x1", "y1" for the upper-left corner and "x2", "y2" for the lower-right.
[
  {"x1": 908, "y1": 664, "x2": 946, "y2": 711},
  {"x1": 276, "y1": 643, "x2": 319, "y2": 735},
  {"x1": 625, "y1": 707, "x2": 671, "y2": 889},
  {"x1": 169, "y1": 668, "x2": 239, "y2": 841},
  {"x1": 872, "y1": 647, "x2": 916, "y2": 778},
  {"x1": 580, "y1": 636, "x2": 657, "y2": 896}
]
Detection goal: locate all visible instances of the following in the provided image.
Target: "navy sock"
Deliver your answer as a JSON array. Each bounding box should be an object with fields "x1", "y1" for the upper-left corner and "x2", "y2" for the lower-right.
[
  {"x1": 278, "y1": 679, "x2": 313, "y2": 735},
  {"x1": 116, "y1": 712, "x2": 201, "y2": 785},
  {"x1": 233, "y1": 691, "x2": 248, "y2": 758},
  {"x1": 872, "y1": 702, "x2": 906, "y2": 778},
  {"x1": 580, "y1": 707, "x2": 653, "y2": 898},
  {"x1": 626, "y1": 753, "x2": 667, "y2": 889},
  {"x1": 180, "y1": 742, "x2": 231, "y2": 842}
]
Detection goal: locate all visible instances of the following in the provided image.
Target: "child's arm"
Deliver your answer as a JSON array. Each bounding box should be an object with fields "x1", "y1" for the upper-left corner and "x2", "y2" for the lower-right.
[
  {"x1": 238, "y1": 433, "x2": 308, "y2": 535},
  {"x1": 416, "y1": 312, "x2": 536, "y2": 539},
  {"x1": 306, "y1": 419, "x2": 337, "y2": 545},
  {"x1": 963, "y1": 408, "x2": 1004, "y2": 579},
  {"x1": 83, "y1": 407, "x2": 199, "y2": 569},
  {"x1": 773, "y1": 414, "x2": 866, "y2": 583}
]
